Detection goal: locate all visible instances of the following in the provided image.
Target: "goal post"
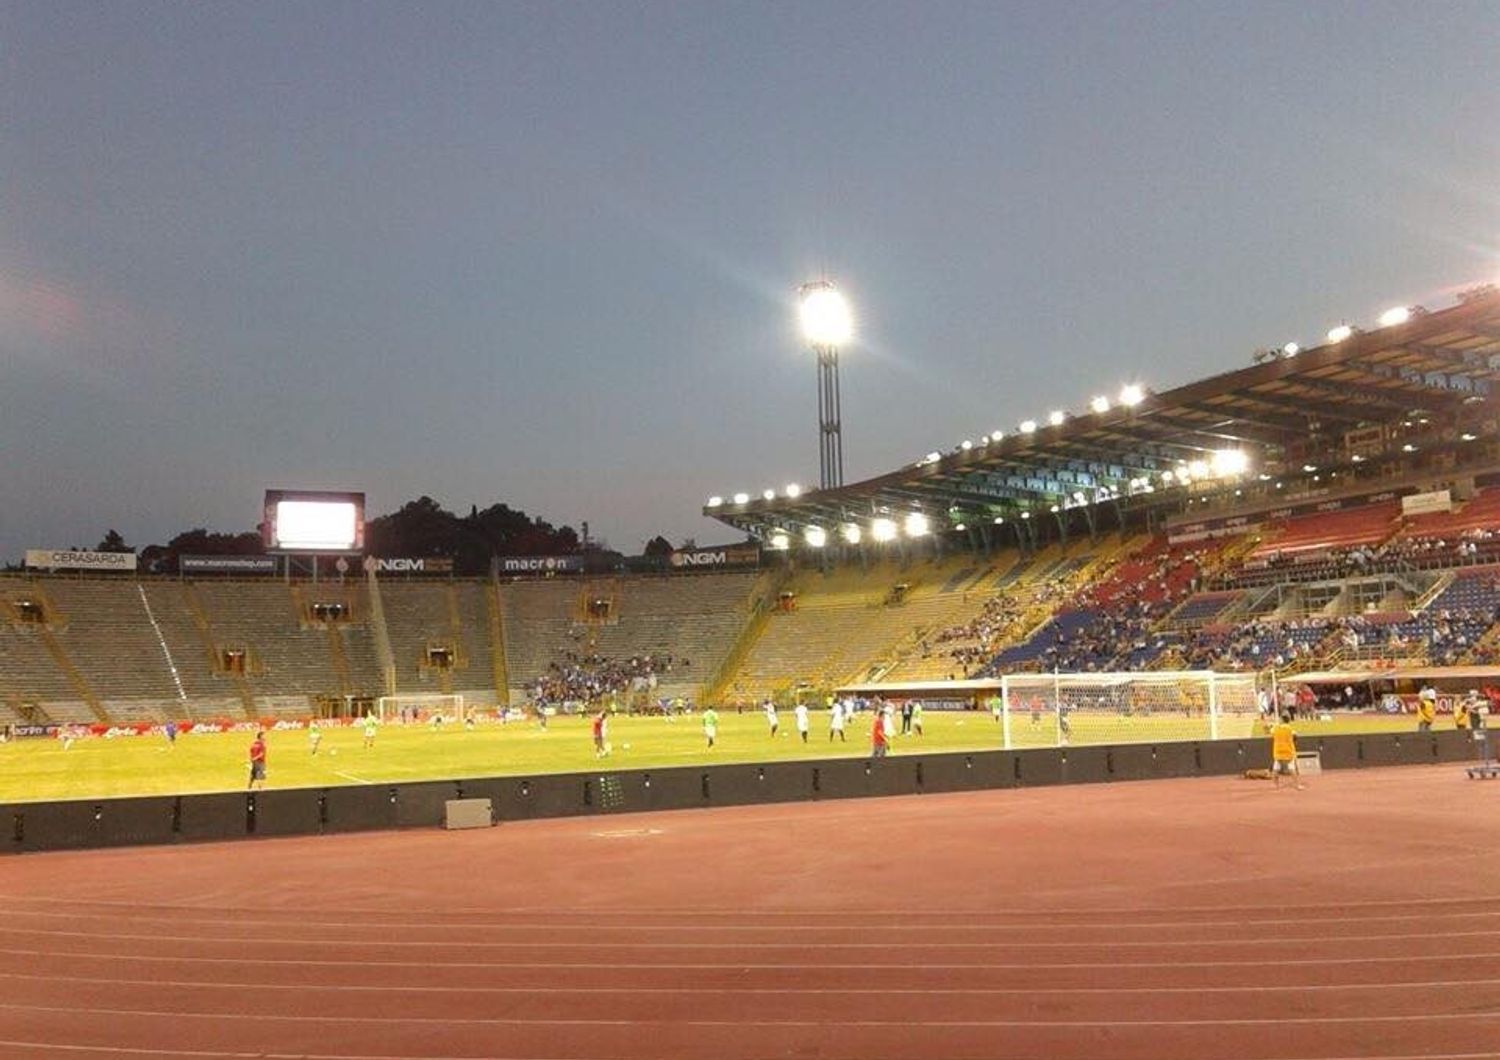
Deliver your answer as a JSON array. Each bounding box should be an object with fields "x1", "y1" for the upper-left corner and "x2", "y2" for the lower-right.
[
  {"x1": 375, "y1": 693, "x2": 466, "y2": 723},
  {"x1": 998, "y1": 670, "x2": 1262, "y2": 750}
]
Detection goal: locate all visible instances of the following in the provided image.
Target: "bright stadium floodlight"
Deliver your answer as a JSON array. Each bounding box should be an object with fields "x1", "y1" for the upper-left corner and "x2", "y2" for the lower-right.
[
  {"x1": 1161, "y1": 470, "x2": 1175, "y2": 484},
  {"x1": 1302, "y1": 464, "x2": 1317, "y2": 473},
  {"x1": 904, "y1": 512, "x2": 930, "y2": 537},
  {"x1": 762, "y1": 488, "x2": 776, "y2": 501},
  {"x1": 799, "y1": 283, "x2": 853, "y2": 347},
  {"x1": 768, "y1": 531, "x2": 790, "y2": 550},
  {"x1": 924, "y1": 451, "x2": 942, "y2": 464},
  {"x1": 841, "y1": 522, "x2": 862, "y2": 544},
  {"x1": 871, "y1": 517, "x2": 898, "y2": 542},
  {"x1": 961, "y1": 439, "x2": 973, "y2": 450},
  {"x1": 991, "y1": 430, "x2": 1004, "y2": 442},
  {"x1": 1090, "y1": 395, "x2": 1110, "y2": 414},
  {"x1": 1379, "y1": 305, "x2": 1412, "y2": 327},
  {"x1": 1019, "y1": 419, "x2": 1037, "y2": 434},
  {"x1": 733, "y1": 492, "x2": 750, "y2": 505},
  {"x1": 1327, "y1": 323, "x2": 1354, "y2": 343},
  {"x1": 799, "y1": 279, "x2": 855, "y2": 490},
  {"x1": 1210, "y1": 449, "x2": 1249, "y2": 477},
  {"x1": 804, "y1": 525, "x2": 827, "y2": 548},
  {"x1": 706, "y1": 495, "x2": 723, "y2": 508},
  {"x1": 784, "y1": 483, "x2": 802, "y2": 498},
  {"x1": 1048, "y1": 410, "x2": 1066, "y2": 427},
  {"x1": 993, "y1": 515, "x2": 1004, "y2": 524},
  {"x1": 1282, "y1": 342, "x2": 1300, "y2": 357},
  {"x1": 1119, "y1": 384, "x2": 1145, "y2": 407}
]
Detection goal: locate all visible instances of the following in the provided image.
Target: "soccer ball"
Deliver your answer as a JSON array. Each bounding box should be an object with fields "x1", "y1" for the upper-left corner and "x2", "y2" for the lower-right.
[
  {"x1": 622, "y1": 742, "x2": 631, "y2": 750},
  {"x1": 329, "y1": 749, "x2": 338, "y2": 756}
]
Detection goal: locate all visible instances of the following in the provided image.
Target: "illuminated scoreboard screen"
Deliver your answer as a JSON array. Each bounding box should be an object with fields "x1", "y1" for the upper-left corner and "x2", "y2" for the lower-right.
[{"x1": 261, "y1": 490, "x2": 365, "y2": 553}]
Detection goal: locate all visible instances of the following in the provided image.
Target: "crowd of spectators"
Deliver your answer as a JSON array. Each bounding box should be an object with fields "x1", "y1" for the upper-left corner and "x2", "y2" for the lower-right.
[
  {"x1": 1230, "y1": 530, "x2": 1500, "y2": 588},
  {"x1": 527, "y1": 651, "x2": 685, "y2": 708}
]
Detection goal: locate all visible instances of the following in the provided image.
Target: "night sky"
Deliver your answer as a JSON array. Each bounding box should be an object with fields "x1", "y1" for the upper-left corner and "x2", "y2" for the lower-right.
[{"x1": 3, "y1": 1, "x2": 1497, "y2": 560}]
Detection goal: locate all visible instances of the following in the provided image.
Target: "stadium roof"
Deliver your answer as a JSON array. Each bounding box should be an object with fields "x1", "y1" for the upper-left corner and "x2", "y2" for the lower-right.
[{"x1": 708, "y1": 285, "x2": 1500, "y2": 545}]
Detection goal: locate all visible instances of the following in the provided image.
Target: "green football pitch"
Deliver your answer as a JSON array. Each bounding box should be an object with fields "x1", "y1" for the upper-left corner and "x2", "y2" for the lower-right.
[{"x1": 0, "y1": 710, "x2": 1435, "y2": 803}]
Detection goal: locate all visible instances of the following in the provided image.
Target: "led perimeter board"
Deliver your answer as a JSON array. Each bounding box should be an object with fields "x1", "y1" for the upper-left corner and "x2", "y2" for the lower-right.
[{"x1": 261, "y1": 490, "x2": 366, "y2": 554}]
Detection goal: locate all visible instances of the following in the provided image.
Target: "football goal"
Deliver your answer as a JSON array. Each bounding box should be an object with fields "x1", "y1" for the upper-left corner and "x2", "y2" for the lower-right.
[
  {"x1": 375, "y1": 693, "x2": 466, "y2": 723},
  {"x1": 998, "y1": 670, "x2": 1262, "y2": 749}
]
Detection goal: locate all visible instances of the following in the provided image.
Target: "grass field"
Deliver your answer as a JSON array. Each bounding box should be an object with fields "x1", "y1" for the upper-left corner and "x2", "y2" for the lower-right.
[{"x1": 0, "y1": 709, "x2": 1444, "y2": 803}]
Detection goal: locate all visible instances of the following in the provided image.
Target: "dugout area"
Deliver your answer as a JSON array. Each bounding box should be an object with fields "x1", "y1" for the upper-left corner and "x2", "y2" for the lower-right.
[{"x1": 1, "y1": 728, "x2": 1478, "y2": 853}]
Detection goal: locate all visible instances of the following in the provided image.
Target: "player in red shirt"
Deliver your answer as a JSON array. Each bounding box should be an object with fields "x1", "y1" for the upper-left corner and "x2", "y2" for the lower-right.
[
  {"x1": 248, "y1": 732, "x2": 267, "y2": 790},
  {"x1": 871, "y1": 713, "x2": 889, "y2": 758},
  {"x1": 592, "y1": 710, "x2": 610, "y2": 758}
]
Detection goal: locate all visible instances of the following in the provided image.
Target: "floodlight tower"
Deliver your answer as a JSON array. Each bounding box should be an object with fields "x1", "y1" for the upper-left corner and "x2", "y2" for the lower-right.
[{"x1": 798, "y1": 280, "x2": 853, "y2": 489}]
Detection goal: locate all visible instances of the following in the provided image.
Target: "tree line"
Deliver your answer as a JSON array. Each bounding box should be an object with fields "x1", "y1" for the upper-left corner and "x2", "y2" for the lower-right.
[{"x1": 43, "y1": 497, "x2": 690, "y2": 576}]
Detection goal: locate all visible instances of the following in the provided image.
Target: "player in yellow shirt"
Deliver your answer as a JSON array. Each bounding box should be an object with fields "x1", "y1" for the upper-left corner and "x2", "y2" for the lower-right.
[{"x1": 1271, "y1": 713, "x2": 1303, "y2": 789}]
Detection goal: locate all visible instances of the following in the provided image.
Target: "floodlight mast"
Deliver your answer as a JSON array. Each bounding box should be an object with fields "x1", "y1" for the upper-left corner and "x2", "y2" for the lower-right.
[{"x1": 799, "y1": 280, "x2": 852, "y2": 490}]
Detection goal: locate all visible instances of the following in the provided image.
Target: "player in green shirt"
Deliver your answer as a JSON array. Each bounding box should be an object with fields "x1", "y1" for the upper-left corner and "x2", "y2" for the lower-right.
[
  {"x1": 988, "y1": 694, "x2": 1003, "y2": 724},
  {"x1": 702, "y1": 707, "x2": 719, "y2": 749}
]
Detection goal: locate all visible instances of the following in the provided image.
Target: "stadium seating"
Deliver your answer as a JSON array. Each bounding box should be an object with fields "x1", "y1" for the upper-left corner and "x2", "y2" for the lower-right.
[
  {"x1": 1249, "y1": 501, "x2": 1399, "y2": 559},
  {"x1": 500, "y1": 571, "x2": 760, "y2": 704}
]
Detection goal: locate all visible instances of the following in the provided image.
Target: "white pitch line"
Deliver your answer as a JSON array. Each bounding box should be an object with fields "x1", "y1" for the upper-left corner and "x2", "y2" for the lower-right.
[
  {"x1": 4, "y1": 1000, "x2": 1500, "y2": 1028},
  {"x1": 6, "y1": 969, "x2": 1500, "y2": 996},
  {"x1": 330, "y1": 769, "x2": 373, "y2": 784}
]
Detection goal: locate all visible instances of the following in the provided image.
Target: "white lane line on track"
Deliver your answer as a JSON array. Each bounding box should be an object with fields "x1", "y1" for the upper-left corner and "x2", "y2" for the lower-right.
[
  {"x1": 3, "y1": 891, "x2": 1495, "y2": 916},
  {"x1": 5, "y1": 1000, "x2": 1500, "y2": 1028},
  {"x1": 7, "y1": 907, "x2": 1499, "y2": 931},
  {"x1": 3, "y1": 1044, "x2": 1500, "y2": 1060},
  {"x1": 6, "y1": 969, "x2": 1500, "y2": 996},
  {"x1": 3, "y1": 925, "x2": 1497, "y2": 949},
  {"x1": 3, "y1": 945, "x2": 1496, "y2": 970}
]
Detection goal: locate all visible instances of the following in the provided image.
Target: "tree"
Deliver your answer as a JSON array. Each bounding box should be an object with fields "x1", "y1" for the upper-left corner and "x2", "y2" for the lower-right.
[
  {"x1": 95, "y1": 530, "x2": 132, "y2": 553},
  {"x1": 643, "y1": 535, "x2": 674, "y2": 558}
]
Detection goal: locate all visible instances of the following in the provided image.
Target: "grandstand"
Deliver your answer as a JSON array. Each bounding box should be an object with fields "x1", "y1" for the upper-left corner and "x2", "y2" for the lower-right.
[{"x1": 6, "y1": 287, "x2": 1500, "y2": 722}]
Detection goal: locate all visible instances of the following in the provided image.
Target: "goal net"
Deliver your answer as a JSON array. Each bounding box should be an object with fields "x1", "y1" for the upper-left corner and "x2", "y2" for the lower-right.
[
  {"x1": 999, "y1": 670, "x2": 1262, "y2": 749},
  {"x1": 375, "y1": 693, "x2": 466, "y2": 723}
]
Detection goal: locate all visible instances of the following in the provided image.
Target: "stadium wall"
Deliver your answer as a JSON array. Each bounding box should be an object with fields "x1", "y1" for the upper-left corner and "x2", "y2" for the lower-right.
[{"x1": 1, "y1": 729, "x2": 1481, "y2": 853}]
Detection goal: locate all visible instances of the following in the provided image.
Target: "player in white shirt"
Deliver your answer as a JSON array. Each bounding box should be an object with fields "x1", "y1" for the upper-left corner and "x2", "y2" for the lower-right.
[
  {"x1": 793, "y1": 703, "x2": 810, "y2": 743},
  {"x1": 763, "y1": 699, "x2": 779, "y2": 737},
  {"x1": 829, "y1": 700, "x2": 846, "y2": 742}
]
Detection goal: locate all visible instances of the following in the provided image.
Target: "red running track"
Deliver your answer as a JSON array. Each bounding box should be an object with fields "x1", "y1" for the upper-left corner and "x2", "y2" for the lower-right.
[{"x1": 2, "y1": 764, "x2": 1499, "y2": 1059}]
